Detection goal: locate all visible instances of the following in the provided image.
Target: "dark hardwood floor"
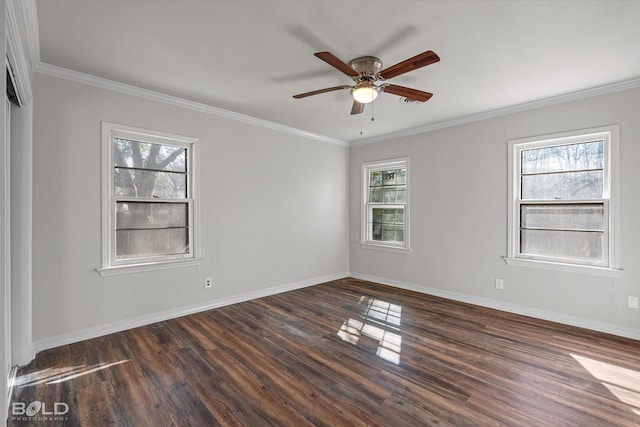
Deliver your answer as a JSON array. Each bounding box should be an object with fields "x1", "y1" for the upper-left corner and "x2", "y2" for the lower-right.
[{"x1": 8, "y1": 277, "x2": 640, "y2": 426}]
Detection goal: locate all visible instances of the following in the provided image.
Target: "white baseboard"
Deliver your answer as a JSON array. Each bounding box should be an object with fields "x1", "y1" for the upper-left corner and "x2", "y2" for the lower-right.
[
  {"x1": 350, "y1": 272, "x2": 640, "y2": 342},
  {"x1": 33, "y1": 272, "x2": 349, "y2": 352},
  {"x1": 32, "y1": 270, "x2": 638, "y2": 355}
]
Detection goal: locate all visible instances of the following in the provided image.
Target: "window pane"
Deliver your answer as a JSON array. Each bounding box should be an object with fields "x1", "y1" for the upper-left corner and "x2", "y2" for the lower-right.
[
  {"x1": 520, "y1": 204, "x2": 604, "y2": 231},
  {"x1": 370, "y1": 171, "x2": 383, "y2": 186},
  {"x1": 116, "y1": 202, "x2": 188, "y2": 230},
  {"x1": 116, "y1": 228, "x2": 189, "y2": 259},
  {"x1": 115, "y1": 168, "x2": 186, "y2": 198},
  {"x1": 520, "y1": 229, "x2": 603, "y2": 262},
  {"x1": 377, "y1": 224, "x2": 404, "y2": 243},
  {"x1": 372, "y1": 222, "x2": 382, "y2": 240},
  {"x1": 382, "y1": 225, "x2": 396, "y2": 241},
  {"x1": 395, "y1": 227, "x2": 404, "y2": 242},
  {"x1": 372, "y1": 208, "x2": 403, "y2": 225},
  {"x1": 369, "y1": 168, "x2": 406, "y2": 203},
  {"x1": 370, "y1": 188, "x2": 383, "y2": 203},
  {"x1": 382, "y1": 170, "x2": 397, "y2": 185},
  {"x1": 381, "y1": 210, "x2": 395, "y2": 223},
  {"x1": 521, "y1": 141, "x2": 603, "y2": 174},
  {"x1": 370, "y1": 208, "x2": 404, "y2": 244},
  {"x1": 395, "y1": 210, "x2": 404, "y2": 224},
  {"x1": 114, "y1": 139, "x2": 186, "y2": 172},
  {"x1": 521, "y1": 170, "x2": 603, "y2": 200},
  {"x1": 383, "y1": 188, "x2": 397, "y2": 203}
]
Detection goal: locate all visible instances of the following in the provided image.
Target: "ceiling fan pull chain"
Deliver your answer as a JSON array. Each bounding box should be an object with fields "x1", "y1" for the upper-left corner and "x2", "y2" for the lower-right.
[{"x1": 371, "y1": 101, "x2": 375, "y2": 122}]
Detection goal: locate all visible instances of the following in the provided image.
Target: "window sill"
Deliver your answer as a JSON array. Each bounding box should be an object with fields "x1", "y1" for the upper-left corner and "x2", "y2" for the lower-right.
[
  {"x1": 97, "y1": 258, "x2": 203, "y2": 277},
  {"x1": 503, "y1": 257, "x2": 623, "y2": 278},
  {"x1": 360, "y1": 243, "x2": 412, "y2": 254}
]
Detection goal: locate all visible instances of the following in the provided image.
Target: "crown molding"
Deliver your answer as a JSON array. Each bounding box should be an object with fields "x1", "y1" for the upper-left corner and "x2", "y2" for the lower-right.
[
  {"x1": 351, "y1": 77, "x2": 640, "y2": 146},
  {"x1": 19, "y1": 0, "x2": 348, "y2": 147},
  {"x1": 34, "y1": 62, "x2": 350, "y2": 147},
  {"x1": 6, "y1": 0, "x2": 33, "y2": 106},
  {"x1": 20, "y1": 0, "x2": 39, "y2": 72},
  {"x1": 20, "y1": 0, "x2": 640, "y2": 148}
]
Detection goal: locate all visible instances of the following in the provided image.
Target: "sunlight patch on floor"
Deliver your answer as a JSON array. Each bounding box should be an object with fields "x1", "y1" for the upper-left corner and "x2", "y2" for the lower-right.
[
  {"x1": 337, "y1": 297, "x2": 402, "y2": 365},
  {"x1": 571, "y1": 353, "x2": 640, "y2": 415},
  {"x1": 14, "y1": 360, "x2": 131, "y2": 387}
]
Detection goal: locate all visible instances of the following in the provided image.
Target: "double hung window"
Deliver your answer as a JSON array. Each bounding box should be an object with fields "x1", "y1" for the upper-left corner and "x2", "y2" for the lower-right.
[
  {"x1": 508, "y1": 126, "x2": 619, "y2": 272},
  {"x1": 362, "y1": 158, "x2": 410, "y2": 252},
  {"x1": 99, "y1": 122, "x2": 200, "y2": 275}
]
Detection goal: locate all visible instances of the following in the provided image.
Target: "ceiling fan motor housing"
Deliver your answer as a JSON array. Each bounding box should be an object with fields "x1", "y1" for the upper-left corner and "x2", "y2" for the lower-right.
[{"x1": 349, "y1": 56, "x2": 383, "y2": 80}]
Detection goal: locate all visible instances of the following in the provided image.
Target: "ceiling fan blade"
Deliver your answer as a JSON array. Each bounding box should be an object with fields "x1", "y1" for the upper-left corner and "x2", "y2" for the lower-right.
[
  {"x1": 379, "y1": 50, "x2": 440, "y2": 79},
  {"x1": 293, "y1": 85, "x2": 350, "y2": 99},
  {"x1": 314, "y1": 52, "x2": 360, "y2": 77},
  {"x1": 383, "y1": 84, "x2": 433, "y2": 102},
  {"x1": 350, "y1": 100, "x2": 364, "y2": 115}
]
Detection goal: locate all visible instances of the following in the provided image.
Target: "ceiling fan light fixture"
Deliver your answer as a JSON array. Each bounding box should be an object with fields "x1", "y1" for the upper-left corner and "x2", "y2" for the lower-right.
[
  {"x1": 293, "y1": 50, "x2": 439, "y2": 115},
  {"x1": 351, "y1": 84, "x2": 380, "y2": 104}
]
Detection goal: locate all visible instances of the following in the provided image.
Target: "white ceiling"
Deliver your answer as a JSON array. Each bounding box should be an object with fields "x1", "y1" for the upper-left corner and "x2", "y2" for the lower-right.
[{"x1": 30, "y1": 0, "x2": 640, "y2": 143}]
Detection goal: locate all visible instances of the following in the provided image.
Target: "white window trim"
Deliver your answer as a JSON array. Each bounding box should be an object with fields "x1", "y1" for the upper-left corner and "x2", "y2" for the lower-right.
[
  {"x1": 505, "y1": 125, "x2": 622, "y2": 277},
  {"x1": 361, "y1": 157, "x2": 411, "y2": 254},
  {"x1": 97, "y1": 122, "x2": 202, "y2": 276}
]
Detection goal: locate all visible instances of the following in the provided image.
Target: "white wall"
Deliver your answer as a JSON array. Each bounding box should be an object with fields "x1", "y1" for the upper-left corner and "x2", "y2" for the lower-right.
[
  {"x1": 27, "y1": 66, "x2": 640, "y2": 353},
  {"x1": 31, "y1": 73, "x2": 349, "y2": 348},
  {"x1": 350, "y1": 87, "x2": 640, "y2": 338},
  {"x1": 10, "y1": 101, "x2": 32, "y2": 366}
]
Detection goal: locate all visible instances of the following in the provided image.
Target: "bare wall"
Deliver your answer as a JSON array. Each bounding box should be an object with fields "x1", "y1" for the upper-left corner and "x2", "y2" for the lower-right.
[
  {"x1": 350, "y1": 87, "x2": 640, "y2": 336},
  {"x1": 30, "y1": 72, "x2": 640, "y2": 347},
  {"x1": 32, "y1": 73, "x2": 349, "y2": 345}
]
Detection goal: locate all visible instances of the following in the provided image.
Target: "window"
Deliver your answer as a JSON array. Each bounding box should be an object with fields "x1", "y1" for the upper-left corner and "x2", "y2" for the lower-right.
[
  {"x1": 99, "y1": 122, "x2": 200, "y2": 275},
  {"x1": 507, "y1": 126, "x2": 619, "y2": 273},
  {"x1": 362, "y1": 158, "x2": 410, "y2": 252}
]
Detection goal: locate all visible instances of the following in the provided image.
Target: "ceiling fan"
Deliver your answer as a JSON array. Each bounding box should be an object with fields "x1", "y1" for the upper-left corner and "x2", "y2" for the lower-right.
[{"x1": 293, "y1": 50, "x2": 440, "y2": 115}]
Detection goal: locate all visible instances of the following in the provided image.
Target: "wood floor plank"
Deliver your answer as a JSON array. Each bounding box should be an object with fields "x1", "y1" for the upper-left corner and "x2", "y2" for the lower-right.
[
  {"x1": 76, "y1": 380, "x2": 130, "y2": 427},
  {"x1": 8, "y1": 277, "x2": 640, "y2": 426}
]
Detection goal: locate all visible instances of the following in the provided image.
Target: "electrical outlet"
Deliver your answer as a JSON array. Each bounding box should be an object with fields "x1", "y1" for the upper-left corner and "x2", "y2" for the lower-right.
[
  {"x1": 495, "y1": 278, "x2": 504, "y2": 290},
  {"x1": 628, "y1": 296, "x2": 639, "y2": 309},
  {"x1": 204, "y1": 277, "x2": 212, "y2": 289}
]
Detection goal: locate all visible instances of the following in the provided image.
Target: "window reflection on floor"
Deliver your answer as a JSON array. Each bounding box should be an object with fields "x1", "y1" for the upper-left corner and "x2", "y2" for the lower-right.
[{"x1": 337, "y1": 296, "x2": 402, "y2": 365}]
